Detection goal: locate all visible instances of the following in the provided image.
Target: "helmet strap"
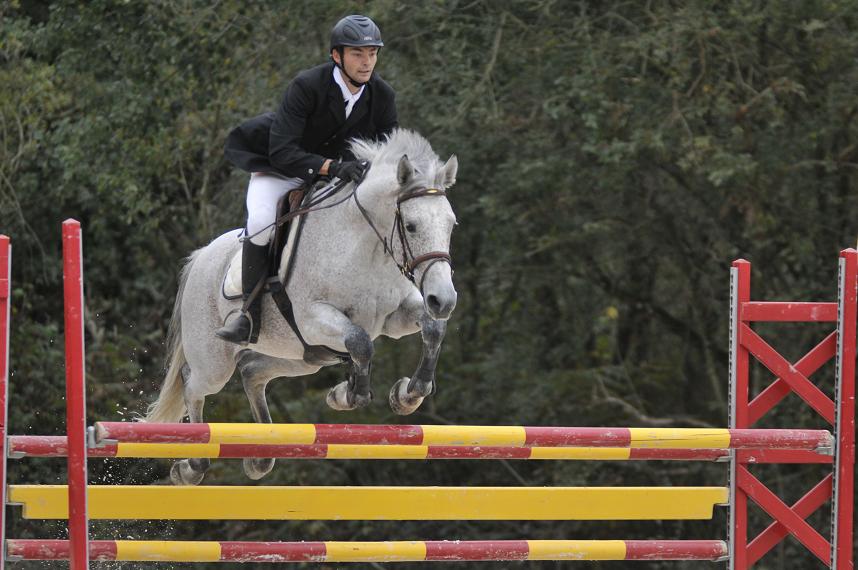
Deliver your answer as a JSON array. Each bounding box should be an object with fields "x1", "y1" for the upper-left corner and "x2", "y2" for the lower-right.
[{"x1": 333, "y1": 47, "x2": 369, "y2": 88}]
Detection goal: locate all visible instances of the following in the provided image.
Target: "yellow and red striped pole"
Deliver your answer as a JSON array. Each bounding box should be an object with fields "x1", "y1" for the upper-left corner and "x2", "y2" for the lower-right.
[
  {"x1": 6, "y1": 539, "x2": 728, "y2": 563},
  {"x1": 9, "y1": 435, "x2": 738, "y2": 461},
  {"x1": 93, "y1": 423, "x2": 833, "y2": 451}
]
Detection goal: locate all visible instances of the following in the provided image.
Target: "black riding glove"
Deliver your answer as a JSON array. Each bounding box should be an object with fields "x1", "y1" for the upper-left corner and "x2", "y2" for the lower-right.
[{"x1": 329, "y1": 160, "x2": 368, "y2": 184}]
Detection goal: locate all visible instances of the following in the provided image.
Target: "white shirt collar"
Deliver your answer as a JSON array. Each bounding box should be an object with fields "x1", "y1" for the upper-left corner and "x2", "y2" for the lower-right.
[{"x1": 333, "y1": 66, "x2": 365, "y2": 119}]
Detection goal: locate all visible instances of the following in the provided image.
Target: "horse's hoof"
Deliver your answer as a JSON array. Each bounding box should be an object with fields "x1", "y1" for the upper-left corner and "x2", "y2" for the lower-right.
[
  {"x1": 352, "y1": 391, "x2": 373, "y2": 409},
  {"x1": 389, "y1": 377, "x2": 425, "y2": 415},
  {"x1": 326, "y1": 381, "x2": 355, "y2": 410},
  {"x1": 243, "y1": 457, "x2": 275, "y2": 480},
  {"x1": 326, "y1": 381, "x2": 373, "y2": 411},
  {"x1": 170, "y1": 459, "x2": 205, "y2": 486}
]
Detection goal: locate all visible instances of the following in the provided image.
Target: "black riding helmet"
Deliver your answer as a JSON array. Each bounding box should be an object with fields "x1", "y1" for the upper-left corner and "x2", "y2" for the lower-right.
[
  {"x1": 330, "y1": 15, "x2": 384, "y2": 50},
  {"x1": 330, "y1": 15, "x2": 383, "y2": 87}
]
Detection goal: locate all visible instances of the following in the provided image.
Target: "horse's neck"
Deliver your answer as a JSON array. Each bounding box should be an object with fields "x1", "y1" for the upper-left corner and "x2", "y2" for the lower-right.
[{"x1": 299, "y1": 186, "x2": 399, "y2": 269}]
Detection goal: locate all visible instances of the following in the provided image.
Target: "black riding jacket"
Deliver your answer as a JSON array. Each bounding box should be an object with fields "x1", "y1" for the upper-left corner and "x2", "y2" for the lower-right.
[{"x1": 224, "y1": 62, "x2": 398, "y2": 182}]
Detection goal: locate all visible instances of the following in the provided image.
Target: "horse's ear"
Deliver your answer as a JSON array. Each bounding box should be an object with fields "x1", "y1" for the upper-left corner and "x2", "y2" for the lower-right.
[
  {"x1": 440, "y1": 154, "x2": 458, "y2": 188},
  {"x1": 397, "y1": 155, "x2": 414, "y2": 186}
]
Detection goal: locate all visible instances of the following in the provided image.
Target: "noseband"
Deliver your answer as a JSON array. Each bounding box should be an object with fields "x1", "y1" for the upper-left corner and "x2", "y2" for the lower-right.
[{"x1": 353, "y1": 185, "x2": 453, "y2": 293}]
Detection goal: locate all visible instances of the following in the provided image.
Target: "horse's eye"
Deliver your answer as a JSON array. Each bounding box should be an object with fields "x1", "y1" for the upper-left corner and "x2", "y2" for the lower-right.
[{"x1": 405, "y1": 222, "x2": 417, "y2": 233}]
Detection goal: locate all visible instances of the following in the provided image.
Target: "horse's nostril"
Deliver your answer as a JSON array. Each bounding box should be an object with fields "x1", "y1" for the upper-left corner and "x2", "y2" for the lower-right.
[{"x1": 427, "y1": 295, "x2": 441, "y2": 310}]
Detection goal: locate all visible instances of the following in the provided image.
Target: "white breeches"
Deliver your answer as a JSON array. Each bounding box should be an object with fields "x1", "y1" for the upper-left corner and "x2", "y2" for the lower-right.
[{"x1": 245, "y1": 172, "x2": 305, "y2": 245}]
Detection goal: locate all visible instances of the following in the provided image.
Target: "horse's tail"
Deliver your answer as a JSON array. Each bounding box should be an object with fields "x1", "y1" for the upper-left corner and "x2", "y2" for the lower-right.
[{"x1": 143, "y1": 250, "x2": 199, "y2": 423}]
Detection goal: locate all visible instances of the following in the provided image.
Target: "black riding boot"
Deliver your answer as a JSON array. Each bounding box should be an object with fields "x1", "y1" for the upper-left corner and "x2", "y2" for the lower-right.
[{"x1": 215, "y1": 239, "x2": 269, "y2": 345}]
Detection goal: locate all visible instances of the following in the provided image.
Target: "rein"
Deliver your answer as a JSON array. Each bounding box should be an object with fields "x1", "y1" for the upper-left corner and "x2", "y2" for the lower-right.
[
  {"x1": 241, "y1": 176, "x2": 357, "y2": 245},
  {"x1": 353, "y1": 185, "x2": 452, "y2": 293}
]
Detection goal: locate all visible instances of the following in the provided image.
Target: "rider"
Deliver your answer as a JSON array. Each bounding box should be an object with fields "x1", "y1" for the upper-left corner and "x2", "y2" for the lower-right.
[{"x1": 216, "y1": 14, "x2": 398, "y2": 344}]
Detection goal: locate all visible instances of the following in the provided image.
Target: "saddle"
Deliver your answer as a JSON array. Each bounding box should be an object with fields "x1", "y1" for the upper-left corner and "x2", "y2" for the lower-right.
[{"x1": 222, "y1": 187, "x2": 306, "y2": 300}]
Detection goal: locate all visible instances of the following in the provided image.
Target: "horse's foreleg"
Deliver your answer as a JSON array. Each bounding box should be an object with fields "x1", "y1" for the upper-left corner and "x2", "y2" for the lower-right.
[
  {"x1": 302, "y1": 302, "x2": 374, "y2": 411},
  {"x1": 328, "y1": 324, "x2": 374, "y2": 410},
  {"x1": 390, "y1": 313, "x2": 446, "y2": 415}
]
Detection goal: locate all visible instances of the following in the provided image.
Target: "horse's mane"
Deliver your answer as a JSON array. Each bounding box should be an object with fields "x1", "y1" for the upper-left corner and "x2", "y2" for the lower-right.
[{"x1": 350, "y1": 129, "x2": 441, "y2": 172}]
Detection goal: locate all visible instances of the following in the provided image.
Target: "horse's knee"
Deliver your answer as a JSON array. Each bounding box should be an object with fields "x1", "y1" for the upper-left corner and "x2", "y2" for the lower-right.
[
  {"x1": 421, "y1": 317, "x2": 446, "y2": 347},
  {"x1": 237, "y1": 350, "x2": 264, "y2": 379},
  {"x1": 239, "y1": 362, "x2": 263, "y2": 389},
  {"x1": 344, "y1": 327, "x2": 373, "y2": 367},
  {"x1": 238, "y1": 354, "x2": 270, "y2": 394}
]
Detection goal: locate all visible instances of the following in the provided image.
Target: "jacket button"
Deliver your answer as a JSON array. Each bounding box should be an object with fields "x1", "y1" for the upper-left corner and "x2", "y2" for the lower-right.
[{"x1": 308, "y1": 168, "x2": 314, "y2": 174}]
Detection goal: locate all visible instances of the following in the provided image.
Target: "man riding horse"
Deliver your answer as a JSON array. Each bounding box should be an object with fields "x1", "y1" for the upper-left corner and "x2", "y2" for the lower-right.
[{"x1": 218, "y1": 14, "x2": 397, "y2": 345}]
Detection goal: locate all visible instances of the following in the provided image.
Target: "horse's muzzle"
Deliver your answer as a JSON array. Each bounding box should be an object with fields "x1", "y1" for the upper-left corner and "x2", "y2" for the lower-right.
[{"x1": 425, "y1": 291, "x2": 457, "y2": 320}]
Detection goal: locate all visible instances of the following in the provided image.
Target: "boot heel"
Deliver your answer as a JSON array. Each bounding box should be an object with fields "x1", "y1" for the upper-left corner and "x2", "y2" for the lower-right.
[{"x1": 215, "y1": 309, "x2": 252, "y2": 344}]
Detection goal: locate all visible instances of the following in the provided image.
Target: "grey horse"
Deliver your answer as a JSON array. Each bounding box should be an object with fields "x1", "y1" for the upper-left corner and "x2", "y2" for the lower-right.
[{"x1": 145, "y1": 129, "x2": 458, "y2": 485}]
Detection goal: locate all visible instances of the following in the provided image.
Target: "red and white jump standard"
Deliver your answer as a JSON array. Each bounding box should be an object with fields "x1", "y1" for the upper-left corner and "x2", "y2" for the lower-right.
[{"x1": 0, "y1": 221, "x2": 854, "y2": 568}]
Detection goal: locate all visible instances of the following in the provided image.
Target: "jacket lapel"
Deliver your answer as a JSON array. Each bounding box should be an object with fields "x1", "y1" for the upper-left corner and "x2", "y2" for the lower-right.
[
  {"x1": 342, "y1": 86, "x2": 370, "y2": 130},
  {"x1": 327, "y1": 80, "x2": 346, "y2": 124}
]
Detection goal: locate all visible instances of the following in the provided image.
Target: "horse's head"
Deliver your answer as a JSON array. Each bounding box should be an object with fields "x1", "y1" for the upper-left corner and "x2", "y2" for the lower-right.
[
  {"x1": 351, "y1": 129, "x2": 460, "y2": 321},
  {"x1": 394, "y1": 153, "x2": 458, "y2": 320}
]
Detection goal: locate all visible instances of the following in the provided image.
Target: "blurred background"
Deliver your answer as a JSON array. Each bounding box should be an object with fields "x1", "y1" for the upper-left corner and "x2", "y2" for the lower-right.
[{"x1": 2, "y1": 1, "x2": 856, "y2": 568}]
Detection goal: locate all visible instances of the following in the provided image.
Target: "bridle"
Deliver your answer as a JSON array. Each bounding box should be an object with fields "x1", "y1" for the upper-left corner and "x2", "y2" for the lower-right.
[{"x1": 353, "y1": 184, "x2": 453, "y2": 294}]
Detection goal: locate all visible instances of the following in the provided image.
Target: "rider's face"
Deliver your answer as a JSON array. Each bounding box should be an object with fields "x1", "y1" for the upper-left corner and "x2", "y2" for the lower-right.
[{"x1": 334, "y1": 46, "x2": 378, "y2": 83}]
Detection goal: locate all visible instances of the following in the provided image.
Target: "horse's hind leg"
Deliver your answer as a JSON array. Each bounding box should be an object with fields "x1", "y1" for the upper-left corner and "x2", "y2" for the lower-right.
[
  {"x1": 170, "y1": 363, "x2": 232, "y2": 485},
  {"x1": 238, "y1": 351, "x2": 276, "y2": 480},
  {"x1": 237, "y1": 351, "x2": 322, "y2": 480}
]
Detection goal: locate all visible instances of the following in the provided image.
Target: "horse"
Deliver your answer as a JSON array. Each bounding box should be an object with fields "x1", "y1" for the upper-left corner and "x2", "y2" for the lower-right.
[{"x1": 144, "y1": 129, "x2": 459, "y2": 485}]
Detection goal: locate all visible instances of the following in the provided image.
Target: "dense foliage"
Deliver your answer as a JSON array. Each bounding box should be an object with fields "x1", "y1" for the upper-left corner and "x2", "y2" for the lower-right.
[{"x1": 2, "y1": 1, "x2": 856, "y2": 568}]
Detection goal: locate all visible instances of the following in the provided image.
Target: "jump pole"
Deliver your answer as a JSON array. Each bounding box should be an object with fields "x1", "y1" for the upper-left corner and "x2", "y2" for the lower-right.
[
  {"x1": 8, "y1": 484, "x2": 730, "y2": 521},
  {"x1": 7, "y1": 436, "x2": 749, "y2": 461},
  {"x1": 0, "y1": 235, "x2": 11, "y2": 570},
  {"x1": 6, "y1": 539, "x2": 729, "y2": 563},
  {"x1": 92, "y1": 422, "x2": 834, "y2": 450},
  {"x1": 62, "y1": 220, "x2": 89, "y2": 570}
]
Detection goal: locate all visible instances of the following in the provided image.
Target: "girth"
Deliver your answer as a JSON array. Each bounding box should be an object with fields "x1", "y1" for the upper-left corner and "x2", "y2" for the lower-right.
[{"x1": 267, "y1": 278, "x2": 350, "y2": 363}]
